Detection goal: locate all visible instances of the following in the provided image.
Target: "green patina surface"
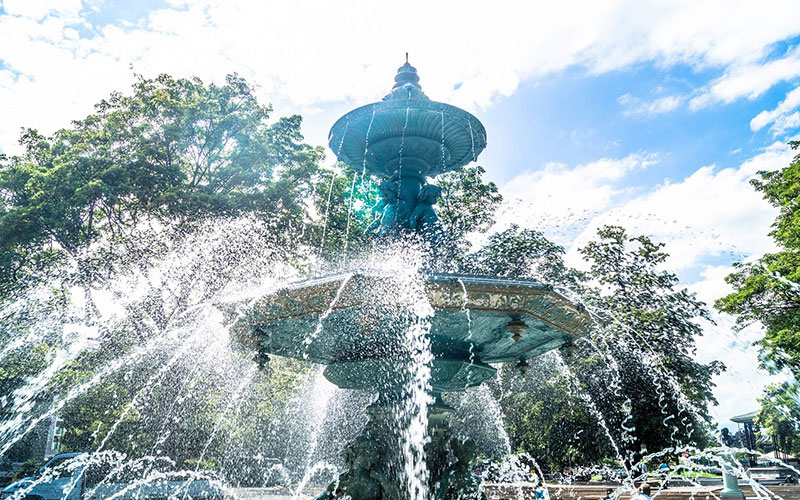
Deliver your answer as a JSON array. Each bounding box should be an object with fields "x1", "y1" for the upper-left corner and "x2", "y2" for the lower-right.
[
  {"x1": 234, "y1": 273, "x2": 590, "y2": 392},
  {"x1": 233, "y1": 58, "x2": 593, "y2": 500}
]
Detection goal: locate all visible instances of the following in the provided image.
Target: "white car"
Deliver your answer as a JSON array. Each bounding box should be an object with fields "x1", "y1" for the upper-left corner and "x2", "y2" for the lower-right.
[{"x1": 1, "y1": 453, "x2": 226, "y2": 500}]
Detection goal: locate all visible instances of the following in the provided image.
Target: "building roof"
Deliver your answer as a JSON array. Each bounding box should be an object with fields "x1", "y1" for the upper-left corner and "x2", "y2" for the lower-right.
[{"x1": 731, "y1": 410, "x2": 758, "y2": 423}]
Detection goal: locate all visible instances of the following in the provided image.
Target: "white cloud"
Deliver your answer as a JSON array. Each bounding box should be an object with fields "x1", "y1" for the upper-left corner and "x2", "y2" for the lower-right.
[
  {"x1": 3, "y1": 0, "x2": 800, "y2": 151},
  {"x1": 618, "y1": 93, "x2": 683, "y2": 117},
  {"x1": 771, "y1": 111, "x2": 800, "y2": 136},
  {"x1": 0, "y1": 0, "x2": 82, "y2": 20},
  {"x1": 496, "y1": 143, "x2": 790, "y2": 267},
  {"x1": 750, "y1": 86, "x2": 800, "y2": 137},
  {"x1": 563, "y1": 143, "x2": 788, "y2": 272},
  {"x1": 691, "y1": 47, "x2": 800, "y2": 111},
  {"x1": 496, "y1": 154, "x2": 656, "y2": 245}
]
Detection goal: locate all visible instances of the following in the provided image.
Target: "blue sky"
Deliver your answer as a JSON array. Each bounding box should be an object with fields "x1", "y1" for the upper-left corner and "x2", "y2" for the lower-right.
[{"x1": 2, "y1": 0, "x2": 800, "y2": 428}]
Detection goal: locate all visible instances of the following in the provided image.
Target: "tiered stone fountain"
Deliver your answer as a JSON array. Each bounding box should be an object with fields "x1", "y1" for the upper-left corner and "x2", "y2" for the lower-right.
[{"x1": 233, "y1": 57, "x2": 592, "y2": 500}]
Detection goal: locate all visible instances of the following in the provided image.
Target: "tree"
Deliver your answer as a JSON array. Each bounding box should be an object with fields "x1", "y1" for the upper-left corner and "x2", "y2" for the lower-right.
[
  {"x1": 0, "y1": 73, "x2": 327, "y2": 468},
  {"x1": 578, "y1": 226, "x2": 723, "y2": 459},
  {"x1": 0, "y1": 73, "x2": 324, "y2": 297},
  {"x1": 437, "y1": 165, "x2": 502, "y2": 245},
  {"x1": 310, "y1": 164, "x2": 381, "y2": 262},
  {"x1": 463, "y1": 224, "x2": 583, "y2": 288},
  {"x1": 716, "y1": 142, "x2": 800, "y2": 376},
  {"x1": 757, "y1": 382, "x2": 800, "y2": 457},
  {"x1": 474, "y1": 224, "x2": 722, "y2": 467},
  {"x1": 494, "y1": 361, "x2": 613, "y2": 473}
]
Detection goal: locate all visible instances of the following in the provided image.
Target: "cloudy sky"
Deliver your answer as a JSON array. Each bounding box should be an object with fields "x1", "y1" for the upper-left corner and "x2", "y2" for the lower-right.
[{"x1": 2, "y1": 0, "x2": 800, "y2": 428}]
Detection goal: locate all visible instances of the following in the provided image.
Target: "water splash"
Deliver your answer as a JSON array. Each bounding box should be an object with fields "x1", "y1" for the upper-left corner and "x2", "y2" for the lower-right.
[
  {"x1": 397, "y1": 298, "x2": 434, "y2": 500},
  {"x1": 299, "y1": 368, "x2": 338, "y2": 474},
  {"x1": 457, "y1": 278, "x2": 475, "y2": 367},
  {"x1": 552, "y1": 353, "x2": 632, "y2": 486},
  {"x1": 302, "y1": 273, "x2": 354, "y2": 356},
  {"x1": 293, "y1": 462, "x2": 339, "y2": 499},
  {"x1": 467, "y1": 118, "x2": 476, "y2": 162},
  {"x1": 440, "y1": 108, "x2": 446, "y2": 170},
  {"x1": 397, "y1": 103, "x2": 411, "y2": 194},
  {"x1": 343, "y1": 108, "x2": 377, "y2": 256}
]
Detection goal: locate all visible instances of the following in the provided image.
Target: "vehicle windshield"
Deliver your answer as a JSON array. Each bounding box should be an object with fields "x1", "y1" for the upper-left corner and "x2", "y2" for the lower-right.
[
  {"x1": 84, "y1": 456, "x2": 177, "y2": 487},
  {"x1": 38, "y1": 456, "x2": 79, "y2": 479}
]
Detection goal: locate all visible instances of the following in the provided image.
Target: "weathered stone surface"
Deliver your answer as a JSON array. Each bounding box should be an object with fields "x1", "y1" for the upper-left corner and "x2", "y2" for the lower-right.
[{"x1": 232, "y1": 272, "x2": 590, "y2": 392}]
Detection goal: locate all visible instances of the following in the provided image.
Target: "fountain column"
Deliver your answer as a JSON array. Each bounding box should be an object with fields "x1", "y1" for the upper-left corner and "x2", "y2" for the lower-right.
[{"x1": 719, "y1": 453, "x2": 745, "y2": 500}]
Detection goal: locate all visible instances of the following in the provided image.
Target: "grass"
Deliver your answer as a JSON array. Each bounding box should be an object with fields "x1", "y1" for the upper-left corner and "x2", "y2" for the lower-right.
[
  {"x1": 647, "y1": 471, "x2": 722, "y2": 479},
  {"x1": 586, "y1": 471, "x2": 723, "y2": 483}
]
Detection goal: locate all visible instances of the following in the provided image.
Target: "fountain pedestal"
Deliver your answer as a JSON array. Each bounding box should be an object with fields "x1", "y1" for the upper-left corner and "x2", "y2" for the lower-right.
[
  {"x1": 311, "y1": 393, "x2": 484, "y2": 500},
  {"x1": 233, "y1": 272, "x2": 590, "y2": 499},
  {"x1": 720, "y1": 454, "x2": 745, "y2": 500}
]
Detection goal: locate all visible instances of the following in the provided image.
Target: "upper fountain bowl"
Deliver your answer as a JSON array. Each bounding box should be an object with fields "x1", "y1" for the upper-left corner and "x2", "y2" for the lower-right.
[{"x1": 327, "y1": 60, "x2": 487, "y2": 180}]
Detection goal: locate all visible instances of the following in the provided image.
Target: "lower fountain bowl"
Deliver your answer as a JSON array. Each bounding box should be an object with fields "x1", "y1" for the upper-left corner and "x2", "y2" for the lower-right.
[{"x1": 232, "y1": 273, "x2": 592, "y2": 392}]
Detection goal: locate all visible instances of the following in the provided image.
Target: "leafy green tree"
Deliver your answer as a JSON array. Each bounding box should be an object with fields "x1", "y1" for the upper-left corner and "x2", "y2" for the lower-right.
[
  {"x1": 496, "y1": 362, "x2": 613, "y2": 472},
  {"x1": 578, "y1": 226, "x2": 723, "y2": 458},
  {"x1": 0, "y1": 73, "x2": 324, "y2": 297},
  {"x1": 0, "y1": 342, "x2": 56, "y2": 463},
  {"x1": 310, "y1": 165, "x2": 381, "y2": 262},
  {"x1": 464, "y1": 224, "x2": 583, "y2": 287},
  {"x1": 716, "y1": 142, "x2": 800, "y2": 376},
  {"x1": 437, "y1": 165, "x2": 502, "y2": 245},
  {"x1": 756, "y1": 382, "x2": 800, "y2": 457},
  {"x1": 0, "y1": 72, "x2": 328, "y2": 468},
  {"x1": 477, "y1": 225, "x2": 722, "y2": 468}
]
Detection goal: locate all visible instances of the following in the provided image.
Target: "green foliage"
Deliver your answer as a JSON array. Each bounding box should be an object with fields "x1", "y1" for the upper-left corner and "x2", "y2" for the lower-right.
[
  {"x1": 311, "y1": 165, "x2": 379, "y2": 261},
  {"x1": 756, "y1": 382, "x2": 800, "y2": 456},
  {"x1": 437, "y1": 165, "x2": 502, "y2": 244},
  {"x1": 0, "y1": 72, "x2": 331, "y2": 471},
  {"x1": 12, "y1": 458, "x2": 41, "y2": 481},
  {"x1": 183, "y1": 458, "x2": 216, "y2": 471},
  {"x1": 0, "y1": 73, "x2": 324, "y2": 295},
  {"x1": 0, "y1": 341, "x2": 57, "y2": 463},
  {"x1": 436, "y1": 165, "x2": 503, "y2": 266},
  {"x1": 480, "y1": 224, "x2": 722, "y2": 468},
  {"x1": 578, "y1": 226, "x2": 723, "y2": 454},
  {"x1": 463, "y1": 224, "x2": 583, "y2": 287},
  {"x1": 496, "y1": 363, "x2": 612, "y2": 472},
  {"x1": 716, "y1": 143, "x2": 800, "y2": 376}
]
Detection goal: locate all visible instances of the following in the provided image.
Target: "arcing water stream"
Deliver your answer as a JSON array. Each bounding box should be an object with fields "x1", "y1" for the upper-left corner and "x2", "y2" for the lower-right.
[
  {"x1": 0, "y1": 60, "x2": 790, "y2": 500},
  {"x1": 0, "y1": 216, "x2": 787, "y2": 500}
]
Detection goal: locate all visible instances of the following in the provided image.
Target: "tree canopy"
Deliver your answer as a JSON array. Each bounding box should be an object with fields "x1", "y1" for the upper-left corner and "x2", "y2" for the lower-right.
[
  {"x1": 0, "y1": 73, "x2": 324, "y2": 296},
  {"x1": 756, "y1": 382, "x2": 800, "y2": 457},
  {"x1": 716, "y1": 142, "x2": 800, "y2": 377}
]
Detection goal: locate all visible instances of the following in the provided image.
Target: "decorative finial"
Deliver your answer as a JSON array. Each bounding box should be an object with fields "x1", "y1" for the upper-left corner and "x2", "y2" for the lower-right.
[{"x1": 382, "y1": 54, "x2": 428, "y2": 100}]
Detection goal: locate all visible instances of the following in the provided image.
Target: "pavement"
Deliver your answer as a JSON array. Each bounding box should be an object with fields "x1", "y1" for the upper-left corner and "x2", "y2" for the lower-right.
[
  {"x1": 228, "y1": 483, "x2": 800, "y2": 500},
  {"x1": 485, "y1": 483, "x2": 800, "y2": 500}
]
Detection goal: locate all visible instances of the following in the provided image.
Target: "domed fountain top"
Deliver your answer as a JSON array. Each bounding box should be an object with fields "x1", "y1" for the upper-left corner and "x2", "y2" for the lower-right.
[
  {"x1": 385, "y1": 54, "x2": 427, "y2": 100},
  {"x1": 327, "y1": 56, "x2": 487, "y2": 180}
]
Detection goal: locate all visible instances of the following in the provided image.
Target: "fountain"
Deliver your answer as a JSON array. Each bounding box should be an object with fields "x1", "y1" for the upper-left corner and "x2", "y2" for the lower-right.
[{"x1": 232, "y1": 57, "x2": 593, "y2": 500}]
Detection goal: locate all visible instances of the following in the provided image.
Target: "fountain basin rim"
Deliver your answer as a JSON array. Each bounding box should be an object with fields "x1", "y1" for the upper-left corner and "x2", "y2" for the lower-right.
[
  {"x1": 327, "y1": 99, "x2": 487, "y2": 177},
  {"x1": 244, "y1": 271, "x2": 591, "y2": 324},
  {"x1": 234, "y1": 272, "x2": 593, "y2": 351}
]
